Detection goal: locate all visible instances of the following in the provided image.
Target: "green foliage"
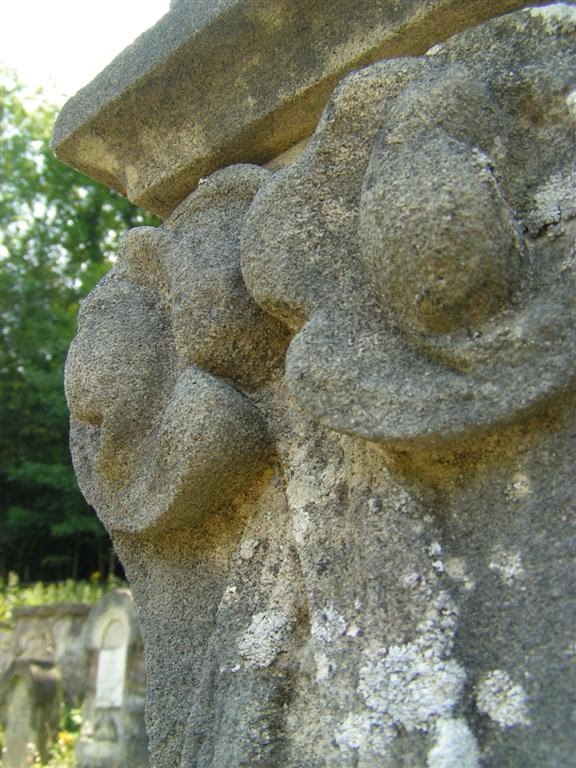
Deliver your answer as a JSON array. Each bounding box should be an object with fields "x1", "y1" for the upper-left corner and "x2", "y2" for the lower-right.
[
  {"x1": 0, "y1": 702, "x2": 83, "y2": 767},
  {"x1": 0, "y1": 70, "x2": 159, "y2": 580},
  {"x1": 42, "y1": 704, "x2": 83, "y2": 768},
  {"x1": 0, "y1": 571, "x2": 127, "y2": 622}
]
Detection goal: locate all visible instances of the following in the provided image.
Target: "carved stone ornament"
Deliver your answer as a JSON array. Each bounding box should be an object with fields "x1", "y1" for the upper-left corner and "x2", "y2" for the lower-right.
[
  {"x1": 66, "y1": 166, "x2": 288, "y2": 533},
  {"x1": 64, "y1": 6, "x2": 575, "y2": 768},
  {"x1": 241, "y1": 10, "x2": 576, "y2": 444}
]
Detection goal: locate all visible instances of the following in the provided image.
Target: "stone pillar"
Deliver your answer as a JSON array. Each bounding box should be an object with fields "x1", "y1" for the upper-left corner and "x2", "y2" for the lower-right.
[
  {"x1": 54, "y1": 3, "x2": 575, "y2": 767},
  {"x1": 76, "y1": 589, "x2": 148, "y2": 768},
  {"x1": 1, "y1": 660, "x2": 61, "y2": 767}
]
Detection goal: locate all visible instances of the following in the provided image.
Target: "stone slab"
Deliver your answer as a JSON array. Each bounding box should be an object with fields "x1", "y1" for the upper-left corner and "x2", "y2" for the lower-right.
[
  {"x1": 51, "y1": 0, "x2": 546, "y2": 217},
  {"x1": 1, "y1": 661, "x2": 61, "y2": 768},
  {"x1": 11, "y1": 603, "x2": 91, "y2": 705},
  {"x1": 76, "y1": 590, "x2": 149, "y2": 768},
  {"x1": 94, "y1": 646, "x2": 127, "y2": 708}
]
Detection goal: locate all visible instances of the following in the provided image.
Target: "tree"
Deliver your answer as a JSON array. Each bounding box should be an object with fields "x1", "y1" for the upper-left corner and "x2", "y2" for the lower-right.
[{"x1": 0, "y1": 71, "x2": 159, "y2": 580}]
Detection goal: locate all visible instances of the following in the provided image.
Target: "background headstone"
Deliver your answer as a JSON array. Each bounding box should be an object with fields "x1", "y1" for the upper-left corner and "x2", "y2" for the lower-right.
[
  {"x1": 1, "y1": 660, "x2": 61, "y2": 768},
  {"x1": 11, "y1": 603, "x2": 91, "y2": 704},
  {"x1": 76, "y1": 589, "x2": 148, "y2": 768},
  {"x1": 0, "y1": 621, "x2": 15, "y2": 678}
]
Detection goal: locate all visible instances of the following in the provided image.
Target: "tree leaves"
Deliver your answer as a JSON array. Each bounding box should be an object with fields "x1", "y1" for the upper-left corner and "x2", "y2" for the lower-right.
[{"x1": 0, "y1": 70, "x2": 159, "y2": 580}]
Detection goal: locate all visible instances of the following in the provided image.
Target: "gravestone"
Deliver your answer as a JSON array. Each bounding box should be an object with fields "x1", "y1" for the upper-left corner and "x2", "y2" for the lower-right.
[
  {"x1": 76, "y1": 589, "x2": 148, "y2": 768},
  {"x1": 1, "y1": 660, "x2": 61, "y2": 768},
  {"x1": 11, "y1": 603, "x2": 91, "y2": 704},
  {"x1": 0, "y1": 621, "x2": 15, "y2": 678},
  {"x1": 55, "y1": 3, "x2": 575, "y2": 767}
]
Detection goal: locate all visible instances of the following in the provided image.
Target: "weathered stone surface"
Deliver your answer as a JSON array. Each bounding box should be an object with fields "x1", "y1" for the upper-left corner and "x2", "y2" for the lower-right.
[
  {"x1": 242, "y1": 5, "x2": 576, "y2": 446},
  {"x1": 10, "y1": 603, "x2": 90, "y2": 704},
  {"x1": 51, "y1": 0, "x2": 550, "y2": 217},
  {"x1": 0, "y1": 622, "x2": 14, "y2": 678},
  {"x1": 66, "y1": 164, "x2": 289, "y2": 765},
  {"x1": 62, "y1": 4, "x2": 576, "y2": 768},
  {"x1": 1, "y1": 660, "x2": 61, "y2": 767},
  {"x1": 66, "y1": 165, "x2": 287, "y2": 534},
  {"x1": 76, "y1": 590, "x2": 148, "y2": 768}
]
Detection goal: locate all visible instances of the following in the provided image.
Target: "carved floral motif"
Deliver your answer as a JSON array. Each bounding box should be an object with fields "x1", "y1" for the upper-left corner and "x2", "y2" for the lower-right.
[{"x1": 64, "y1": 7, "x2": 576, "y2": 768}]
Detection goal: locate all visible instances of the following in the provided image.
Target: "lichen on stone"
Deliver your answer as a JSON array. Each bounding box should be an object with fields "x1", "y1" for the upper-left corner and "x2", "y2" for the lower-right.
[
  {"x1": 237, "y1": 610, "x2": 291, "y2": 668},
  {"x1": 359, "y1": 644, "x2": 466, "y2": 731},
  {"x1": 358, "y1": 594, "x2": 467, "y2": 732},
  {"x1": 529, "y1": 3, "x2": 576, "y2": 32},
  {"x1": 311, "y1": 605, "x2": 348, "y2": 645},
  {"x1": 476, "y1": 669, "x2": 530, "y2": 727},
  {"x1": 427, "y1": 718, "x2": 480, "y2": 768},
  {"x1": 488, "y1": 547, "x2": 525, "y2": 586},
  {"x1": 333, "y1": 712, "x2": 393, "y2": 759}
]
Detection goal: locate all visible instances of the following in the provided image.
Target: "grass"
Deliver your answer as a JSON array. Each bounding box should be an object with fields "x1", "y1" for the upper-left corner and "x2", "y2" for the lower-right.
[
  {"x1": 0, "y1": 704, "x2": 82, "y2": 767},
  {"x1": 0, "y1": 571, "x2": 126, "y2": 623},
  {"x1": 42, "y1": 705, "x2": 83, "y2": 767}
]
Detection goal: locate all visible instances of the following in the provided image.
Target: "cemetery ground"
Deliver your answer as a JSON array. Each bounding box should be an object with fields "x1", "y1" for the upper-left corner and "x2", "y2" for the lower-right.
[{"x1": 0, "y1": 573, "x2": 127, "y2": 766}]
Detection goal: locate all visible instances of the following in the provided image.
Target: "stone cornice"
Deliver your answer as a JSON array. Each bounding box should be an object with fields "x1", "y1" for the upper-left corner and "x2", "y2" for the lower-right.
[{"x1": 51, "y1": 0, "x2": 542, "y2": 217}]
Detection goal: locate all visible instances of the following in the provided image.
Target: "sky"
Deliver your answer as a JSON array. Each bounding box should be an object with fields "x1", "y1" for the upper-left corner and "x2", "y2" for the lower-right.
[{"x1": 1, "y1": 0, "x2": 170, "y2": 102}]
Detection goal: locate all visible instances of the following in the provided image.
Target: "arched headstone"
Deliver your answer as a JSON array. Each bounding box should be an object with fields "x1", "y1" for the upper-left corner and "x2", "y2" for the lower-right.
[{"x1": 76, "y1": 589, "x2": 148, "y2": 768}]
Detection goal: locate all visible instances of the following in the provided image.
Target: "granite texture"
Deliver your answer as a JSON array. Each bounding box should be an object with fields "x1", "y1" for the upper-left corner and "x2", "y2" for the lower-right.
[
  {"x1": 51, "y1": 0, "x2": 549, "y2": 216},
  {"x1": 63, "y1": 5, "x2": 576, "y2": 767},
  {"x1": 242, "y1": 4, "x2": 576, "y2": 446}
]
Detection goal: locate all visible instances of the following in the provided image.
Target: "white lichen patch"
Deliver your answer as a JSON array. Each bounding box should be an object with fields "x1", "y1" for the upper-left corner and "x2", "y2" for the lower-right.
[
  {"x1": 221, "y1": 584, "x2": 238, "y2": 605},
  {"x1": 403, "y1": 571, "x2": 421, "y2": 589},
  {"x1": 471, "y1": 146, "x2": 494, "y2": 175},
  {"x1": 334, "y1": 712, "x2": 393, "y2": 758},
  {"x1": 488, "y1": 547, "x2": 525, "y2": 586},
  {"x1": 444, "y1": 558, "x2": 475, "y2": 591},
  {"x1": 292, "y1": 507, "x2": 310, "y2": 546},
  {"x1": 529, "y1": 3, "x2": 576, "y2": 32},
  {"x1": 427, "y1": 542, "x2": 445, "y2": 575},
  {"x1": 506, "y1": 472, "x2": 533, "y2": 501},
  {"x1": 239, "y1": 537, "x2": 260, "y2": 560},
  {"x1": 220, "y1": 662, "x2": 241, "y2": 674},
  {"x1": 359, "y1": 644, "x2": 466, "y2": 731},
  {"x1": 476, "y1": 670, "x2": 530, "y2": 727},
  {"x1": 311, "y1": 605, "x2": 348, "y2": 644},
  {"x1": 346, "y1": 621, "x2": 361, "y2": 638},
  {"x1": 238, "y1": 610, "x2": 291, "y2": 668},
  {"x1": 358, "y1": 593, "x2": 467, "y2": 732},
  {"x1": 418, "y1": 591, "x2": 460, "y2": 650},
  {"x1": 525, "y1": 171, "x2": 576, "y2": 235},
  {"x1": 427, "y1": 718, "x2": 480, "y2": 768},
  {"x1": 566, "y1": 90, "x2": 576, "y2": 121},
  {"x1": 426, "y1": 43, "x2": 444, "y2": 56},
  {"x1": 314, "y1": 651, "x2": 335, "y2": 682},
  {"x1": 428, "y1": 541, "x2": 442, "y2": 558}
]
